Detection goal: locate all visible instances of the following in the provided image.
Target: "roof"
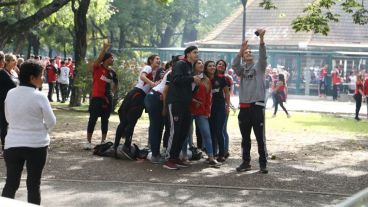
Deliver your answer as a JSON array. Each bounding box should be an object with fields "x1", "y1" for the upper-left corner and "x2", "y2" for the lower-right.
[{"x1": 187, "y1": 0, "x2": 368, "y2": 51}]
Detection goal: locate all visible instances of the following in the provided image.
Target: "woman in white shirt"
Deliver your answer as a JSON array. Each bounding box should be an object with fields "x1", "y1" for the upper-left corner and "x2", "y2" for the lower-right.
[{"x1": 1, "y1": 60, "x2": 56, "y2": 205}]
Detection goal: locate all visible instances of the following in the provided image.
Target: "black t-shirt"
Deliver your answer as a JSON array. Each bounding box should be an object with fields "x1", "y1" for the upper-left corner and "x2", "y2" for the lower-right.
[
  {"x1": 154, "y1": 67, "x2": 166, "y2": 82},
  {"x1": 211, "y1": 74, "x2": 230, "y2": 102},
  {"x1": 0, "y1": 69, "x2": 18, "y2": 110},
  {"x1": 105, "y1": 69, "x2": 118, "y2": 98}
]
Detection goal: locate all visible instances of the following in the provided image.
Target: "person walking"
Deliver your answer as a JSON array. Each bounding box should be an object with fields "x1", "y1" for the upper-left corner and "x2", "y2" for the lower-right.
[
  {"x1": 84, "y1": 41, "x2": 117, "y2": 149},
  {"x1": 354, "y1": 74, "x2": 365, "y2": 121},
  {"x1": 46, "y1": 59, "x2": 58, "y2": 102},
  {"x1": 272, "y1": 73, "x2": 290, "y2": 118},
  {"x1": 1, "y1": 60, "x2": 56, "y2": 205},
  {"x1": 163, "y1": 46, "x2": 201, "y2": 170},
  {"x1": 232, "y1": 29, "x2": 269, "y2": 173}
]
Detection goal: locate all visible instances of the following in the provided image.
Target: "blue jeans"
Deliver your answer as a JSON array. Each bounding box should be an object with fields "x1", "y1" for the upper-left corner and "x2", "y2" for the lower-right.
[
  {"x1": 223, "y1": 114, "x2": 229, "y2": 153},
  {"x1": 194, "y1": 115, "x2": 214, "y2": 157},
  {"x1": 209, "y1": 100, "x2": 226, "y2": 157},
  {"x1": 144, "y1": 93, "x2": 164, "y2": 157},
  {"x1": 182, "y1": 115, "x2": 214, "y2": 157}
]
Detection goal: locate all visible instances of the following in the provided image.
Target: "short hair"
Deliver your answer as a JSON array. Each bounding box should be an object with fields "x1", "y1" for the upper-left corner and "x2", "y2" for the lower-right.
[
  {"x1": 61, "y1": 60, "x2": 65, "y2": 65},
  {"x1": 19, "y1": 60, "x2": 44, "y2": 85},
  {"x1": 146, "y1": 54, "x2": 159, "y2": 65},
  {"x1": 184, "y1": 46, "x2": 198, "y2": 58}
]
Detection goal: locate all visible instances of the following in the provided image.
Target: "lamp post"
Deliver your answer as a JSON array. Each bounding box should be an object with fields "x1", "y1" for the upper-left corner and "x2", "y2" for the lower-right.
[{"x1": 241, "y1": 0, "x2": 248, "y2": 42}]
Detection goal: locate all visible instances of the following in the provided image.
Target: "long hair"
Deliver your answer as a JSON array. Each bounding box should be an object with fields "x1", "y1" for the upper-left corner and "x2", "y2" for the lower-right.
[
  {"x1": 215, "y1": 59, "x2": 227, "y2": 75},
  {"x1": 278, "y1": 73, "x2": 285, "y2": 85},
  {"x1": 146, "y1": 54, "x2": 158, "y2": 66},
  {"x1": 204, "y1": 60, "x2": 215, "y2": 78}
]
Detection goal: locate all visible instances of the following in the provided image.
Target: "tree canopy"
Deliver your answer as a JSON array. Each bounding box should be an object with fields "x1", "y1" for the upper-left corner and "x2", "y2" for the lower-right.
[{"x1": 260, "y1": 0, "x2": 368, "y2": 35}]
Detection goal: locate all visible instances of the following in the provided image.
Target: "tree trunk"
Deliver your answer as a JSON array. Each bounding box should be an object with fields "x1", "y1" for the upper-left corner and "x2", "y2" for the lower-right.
[
  {"x1": 0, "y1": 0, "x2": 70, "y2": 48},
  {"x1": 118, "y1": 26, "x2": 126, "y2": 51},
  {"x1": 48, "y1": 47, "x2": 53, "y2": 58},
  {"x1": 69, "y1": 0, "x2": 91, "y2": 107},
  {"x1": 33, "y1": 35, "x2": 40, "y2": 56},
  {"x1": 181, "y1": 0, "x2": 199, "y2": 46},
  {"x1": 159, "y1": 10, "x2": 181, "y2": 47}
]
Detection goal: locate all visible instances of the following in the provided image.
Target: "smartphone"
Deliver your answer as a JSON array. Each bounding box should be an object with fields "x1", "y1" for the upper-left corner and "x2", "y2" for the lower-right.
[{"x1": 255, "y1": 31, "x2": 260, "y2": 36}]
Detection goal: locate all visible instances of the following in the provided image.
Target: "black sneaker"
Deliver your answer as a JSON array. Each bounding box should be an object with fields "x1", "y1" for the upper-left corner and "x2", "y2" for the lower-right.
[
  {"x1": 217, "y1": 156, "x2": 226, "y2": 163},
  {"x1": 224, "y1": 152, "x2": 230, "y2": 159},
  {"x1": 236, "y1": 162, "x2": 251, "y2": 172},
  {"x1": 208, "y1": 160, "x2": 221, "y2": 168},
  {"x1": 260, "y1": 166, "x2": 268, "y2": 174},
  {"x1": 355, "y1": 117, "x2": 361, "y2": 121}
]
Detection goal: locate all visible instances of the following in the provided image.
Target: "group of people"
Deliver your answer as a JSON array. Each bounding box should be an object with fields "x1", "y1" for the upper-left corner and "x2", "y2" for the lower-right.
[
  {"x1": 45, "y1": 56, "x2": 75, "y2": 103},
  {"x1": 85, "y1": 29, "x2": 269, "y2": 173}
]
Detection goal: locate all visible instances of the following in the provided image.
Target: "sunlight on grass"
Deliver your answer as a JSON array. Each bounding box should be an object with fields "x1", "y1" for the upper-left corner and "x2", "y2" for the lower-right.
[
  {"x1": 53, "y1": 108, "x2": 367, "y2": 135},
  {"x1": 227, "y1": 111, "x2": 368, "y2": 135}
]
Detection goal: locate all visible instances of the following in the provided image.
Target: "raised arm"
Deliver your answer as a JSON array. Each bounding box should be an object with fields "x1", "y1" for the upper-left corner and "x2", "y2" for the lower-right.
[
  {"x1": 257, "y1": 29, "x2": 267, "y2": 72},
  {"x1": 93, "y1": 41, "x2": 111, "y2": 66},
  {"x1": 232, "y1": 40, "x2": 248, "y2": 76}
]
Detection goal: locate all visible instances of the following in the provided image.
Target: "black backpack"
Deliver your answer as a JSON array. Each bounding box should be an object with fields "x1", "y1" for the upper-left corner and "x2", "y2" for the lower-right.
[
  {"x1": 189, "y1": 146, "x2": 203, "y2": 161},
  {"x1": 93, "y1": 142, "x2": 114, "y2": 156}
]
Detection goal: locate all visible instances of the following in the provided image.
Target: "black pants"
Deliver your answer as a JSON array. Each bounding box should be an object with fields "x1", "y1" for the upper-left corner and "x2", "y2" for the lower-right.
[
  {"x1": 55, "y1": 82, "x2": 61, "y2": 101},
  {"x1": 114, "y1": 88, "x2": 146, "y2": 149},
  {"x1": 2, "y1": 146, "x2": 48, "y2": 205},
  {"x1": 355, "y1": 94, "x2": 362, "y2": 118},
  {"x1": 162, "y1": 112, "x2": 171, "y2": 149},
  {"x1": 332, "y1": 85, "x2": 338, "y2": 100},
  {"x1": 60, "y1": 84, "x2": 68, "y2": 102},
  {"x1": 167, "y1": 102, "x2": 192, "y2": 160},
  {"x1": 0, "y1": 109, "x2": 8, "y2": 150},
  {"x1": 87, "y1": 97, "x2": 112, "y2": 135},
  {"x1": 47, "y1": 82, "x2": 55, "y2": 101},
  {"x1": 238, "y1": 104, "x2": 267, "y2": 167},
  {"x1": 273, "y1": 99, "x2": 289, "y2": 115},
  {"x1": 67, "y1": 78, "x2": 74, "y2": 99}
]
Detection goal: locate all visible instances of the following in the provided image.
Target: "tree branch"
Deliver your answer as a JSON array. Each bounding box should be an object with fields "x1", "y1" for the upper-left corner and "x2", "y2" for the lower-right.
[
  {"x1": 90, "y1": 19, "x2": 107, "y2": 39},
  {"x1": 0, "y1": 0, "x2": 71, "y2": 47}
]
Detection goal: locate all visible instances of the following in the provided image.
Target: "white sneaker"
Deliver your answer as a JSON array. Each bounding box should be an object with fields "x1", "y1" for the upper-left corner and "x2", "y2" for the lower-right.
[{"x1": 83, "y1": 142, "x2": 93, "y2": 150}]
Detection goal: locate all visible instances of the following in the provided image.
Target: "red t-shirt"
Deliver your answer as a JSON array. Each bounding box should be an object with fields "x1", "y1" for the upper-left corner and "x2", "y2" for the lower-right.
[
  {"x1": 332, "y1": 69, "x2": 341, "y2": 85},
  {"x1": 190, "y1": 81, "x2": 212, "y2": 117},
  {"x1": 46, "y1": 64, "x2": 57, "y2": 82},
  {"x1": 92, "y1": 64, "x2": 117, "y2": 98},
  {"x1": 355, "y1": 79, "x2": 363, "y2": 95},
  {"x1": 67, "y1": 63, "x2": 74, "y2": 78}
]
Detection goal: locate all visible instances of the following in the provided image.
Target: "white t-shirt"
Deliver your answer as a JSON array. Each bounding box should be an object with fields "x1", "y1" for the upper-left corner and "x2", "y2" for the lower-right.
[
  {"x1": 152, "y1": 71, "x2": 170, "y2": 93},
  {"x1": 5, "y1": 86, "x2": 56, "y2": 149},
  {"x1": 135, "y1": 65, "x2": 155, "y2": 94},
  {"x1": 59, "y1": 66, "x2": 70, "y2": 84}
]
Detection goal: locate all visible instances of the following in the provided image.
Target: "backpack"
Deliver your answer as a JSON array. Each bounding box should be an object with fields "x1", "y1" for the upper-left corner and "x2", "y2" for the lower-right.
[
  {"x1": 93, "y1": 142, "x2": 114, "y2": 156},
  {"x1": 115, "y1": 143, "x2": 149, "y2": 160},
  {"x1": 188, "y1": 146, "x2": 203, "y2": 161}
]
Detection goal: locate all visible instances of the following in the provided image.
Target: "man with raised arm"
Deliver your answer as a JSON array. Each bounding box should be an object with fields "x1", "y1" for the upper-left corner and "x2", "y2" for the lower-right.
[{"x1": 232, "y1": 29, "x2": 268, "y2": 173}]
